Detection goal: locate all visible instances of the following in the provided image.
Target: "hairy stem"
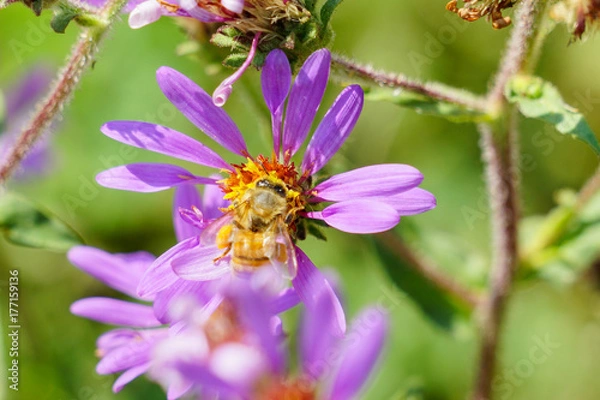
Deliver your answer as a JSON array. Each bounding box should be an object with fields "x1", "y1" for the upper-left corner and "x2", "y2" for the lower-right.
[
  {"x1": 377, "y1": 231, "x2": 481, "y2": 308},
  {"x1": 473, "y1": 0, "x2": 550, "y2": 397},
  {"x1": 0, "y1": 0, "x2": 127, "y2": 185},
  {"x1": 473, "y1": 118, "x2": 520, "y2": 400},
  {"x1": 488, "y1": 0, "x2": 550, "y2": 106},
  {"x1": 330, "y1": 52, "x2": 488, "y2": 114}
]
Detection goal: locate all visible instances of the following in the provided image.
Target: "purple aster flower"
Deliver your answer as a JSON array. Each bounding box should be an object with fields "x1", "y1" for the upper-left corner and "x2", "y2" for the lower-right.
[
  {"x1": 149, "y1": 279, "x2": 286, "y2": 398},
  {"x1": 1, "y1": 67, "x2": 53, "y2": 181},
  {"x1": 68, "y1": 247, "x2": 170, "y2": 393},
  {"x1": 95, "y1": 48, "x2": 433, "y2": 331},
  {"x1": 69, "y1": 242, "x2": 296, "y2": 397},
  {"x1": 160, "y1": 285, "x2": 388, "y2": 400}
]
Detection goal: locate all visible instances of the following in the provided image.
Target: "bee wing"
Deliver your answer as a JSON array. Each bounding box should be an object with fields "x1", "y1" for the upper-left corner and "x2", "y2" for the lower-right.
[
  {"x1": 265, "y1": 218, "x2": 298, "y2": 280},
  {"x1": 200, "y1": 211, "x2": 235, "y2": 246}
]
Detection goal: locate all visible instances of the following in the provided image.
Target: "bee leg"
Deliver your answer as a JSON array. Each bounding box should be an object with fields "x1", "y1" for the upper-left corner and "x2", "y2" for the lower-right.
[{"x1": 213, "y1": 244, "x2": 232, "y2": 263}]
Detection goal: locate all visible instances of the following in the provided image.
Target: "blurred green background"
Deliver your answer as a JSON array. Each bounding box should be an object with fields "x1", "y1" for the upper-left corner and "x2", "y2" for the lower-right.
[{"x1": 1, "y1": 1, "x2": 600, "y2": 399}]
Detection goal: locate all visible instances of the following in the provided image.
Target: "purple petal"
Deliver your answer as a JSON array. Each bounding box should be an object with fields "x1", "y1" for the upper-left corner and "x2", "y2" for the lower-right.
[
  {"x1": 97, "y1": 340, "x2": 153, "y2": 375},
  {"x1": 154, "y1": 279, "x2": 213, "y2": 323},
  {"x1": 270, "y1": 287, "x2": 300, "y2": 314},
  {"x1": 209, "y1": 343, "x2": 270, "y2": 388},
  {"x1": 378, "y1": 187, "x2": 437, "y2": 215},
  {"x1": 70, "y1": 298, "x2": 161, "y2": 328},
  {"x1": 328, "y1": 309, "x2": 388, "y2": 400},
  {"x1": 300, "y1": 288, "x2": 339, "y2": 380},
  {"x1": 174, "y1": 185, "x2": 203, "y2": 242},
  {"x1": 97, "y1": 328, "x2": 167, "y2": 353},
  {"x1": 221, "y1": 0, "x2": 244, "y2": 13},
  {"x1": 301, "y1": 85, "x2": 364, "y2": 175},
  {"x1": 282, "y1": 49, "x2": 331, "y2": 157},
  {"x1": 180, "y1": 0, "x2": 228, "y2": 21},
  {"x1": 101, "y1": 121, "x2": 230, "y2": 170},
  {"x1": 167, "y1": 379, "x2": 193, "y2": 400},
  {"x1": 230, "y1": 284, "x2": 285, "y2": 373},
  {"x1": 156, "y1": 67, "x2": 247, "y2": 156},
  {"x1": 292, "y1": 247, "x2": 346, "y2": 336},
  {"x1": 128, "y1": 1, "x2": 164, "y2": 29},
  {"x1": 261, "y1": 49, "x2": 291, "y2": 155},
  {"x1": 113, "y1": 363, "x2": 151, "y2": 392},
  {"x1": 171, "y1": 245, "x2": 230, "y2": 281},
  {"x1": 308, "y1": 200, "x2": 400, "y2": 234},
  {"x1": 212, "y1": 34, "x2": 260, "y2": 107},
  {"x1": 311, "y1": 164, "x2": 423, "y2": 202},
  {"x1": 172, "y1": 361, "x2": 242, "y2": 396},
  {"x1": 96, "y1": 163, "x2": 217, "y2": 193},
  {"x1": 68, "y1": 246, "x2": 154, "y2": 300},
  {"x1": 97, "y1": 329, "x2": 140, "y2": 352},
  {"x1": 138, "y1": 237, "x2": 200, "y2": 297},
  {"x1": 202, "y1": 179, "x2": 228, "y2": 220}
]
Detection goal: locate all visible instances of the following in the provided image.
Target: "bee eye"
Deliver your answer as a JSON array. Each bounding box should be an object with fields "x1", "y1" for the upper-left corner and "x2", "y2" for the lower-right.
[
  {"x1": 256, "y1": 180, "x2": 269, "y2": 188},
  {"x1": 274, "y1": 185, "x2": 286, "y2": 196}
]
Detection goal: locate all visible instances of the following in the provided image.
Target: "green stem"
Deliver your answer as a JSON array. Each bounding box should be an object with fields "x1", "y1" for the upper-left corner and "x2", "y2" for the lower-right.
[{"x1": 0, "y1": 0, "x2": 128, "y2": 185}]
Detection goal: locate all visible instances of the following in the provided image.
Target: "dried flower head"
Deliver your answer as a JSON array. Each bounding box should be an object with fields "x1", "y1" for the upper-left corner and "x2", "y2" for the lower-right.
[
  {"x1": 446, "y1": 0, "x2": 516, "y2": 29},
  {"x1": 552, "y1": 0, "x2": 600, "y2": 40}
]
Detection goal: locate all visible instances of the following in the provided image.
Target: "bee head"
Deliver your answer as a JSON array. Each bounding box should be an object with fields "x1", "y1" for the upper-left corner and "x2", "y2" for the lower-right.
[{"x1": 255, "y1": 179, "x2": 287, "y2": 198}]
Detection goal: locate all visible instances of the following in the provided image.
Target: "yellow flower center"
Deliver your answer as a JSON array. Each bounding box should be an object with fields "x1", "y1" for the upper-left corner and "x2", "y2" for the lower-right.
[{"x1": 219, "y1": 155, "x2": 306, "y2": 218}]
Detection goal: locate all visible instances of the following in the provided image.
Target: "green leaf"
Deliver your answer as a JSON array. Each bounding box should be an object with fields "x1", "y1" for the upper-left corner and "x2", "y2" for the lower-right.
[
  {"x1": 365, "y1": 87, "x2": 489, "y2": 123},
  {"x1": 374, "y1": 232, "x2": 473, "y2": 337},
  {"x1": 0, "y1": 192, "x2": 83, "y2": 252},
  {"x1": 506, "y1": 75, "x2": 600, "y2": 155},
  {"x1": 211, "y1": 33, "x2": 238, "y2": 49},
  {"x1": 519, "y1": 190, "x2": 600, "y2": 285},
  {"x1": 51, "y1": 6, "x2": 79, "y2": 33},
  {"x1": 222, "y1": 53, "x2": 249, "y2": 68},
  {"x1": 320, "y1": 0, "x2": 343, "y2": 27}
]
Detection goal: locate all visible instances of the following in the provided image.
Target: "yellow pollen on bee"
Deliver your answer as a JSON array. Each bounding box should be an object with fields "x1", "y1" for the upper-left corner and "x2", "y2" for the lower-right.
[{"x1": 216, "y1": 225, "x2": 233, "y2": 248}]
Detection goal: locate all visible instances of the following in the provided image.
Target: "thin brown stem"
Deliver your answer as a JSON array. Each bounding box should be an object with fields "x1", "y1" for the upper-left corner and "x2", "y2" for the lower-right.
[
  {"x1": 330, "y1": 52, "x2": 488, "y2": 113},
  {"x1": 377, "y1": 231, "x2": 481, "y2": 308},
  {"x1": 473, "y1": 119, "x2": 520, "y2": 400},
  {"x1": 0, "y1": 34, "x2": 96, "y2": 184},
  {"x1": 0, "y1": 0, "x2": 127, "y2": 185},
  {"x1": 488, "y1": 0, "x2": 549, "y2": 105},
  {"x1": 472, "y1": 0, "x2": 551, "y2": 397}
]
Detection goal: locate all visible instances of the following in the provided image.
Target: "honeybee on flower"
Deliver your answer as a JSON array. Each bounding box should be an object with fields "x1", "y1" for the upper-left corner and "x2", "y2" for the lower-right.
[
  {"x1": 96, "y1": 48, "x2": 436, "y2": 296},
  {"x1": 204, "y1": 174, "x2": 302, "y2": 278}
]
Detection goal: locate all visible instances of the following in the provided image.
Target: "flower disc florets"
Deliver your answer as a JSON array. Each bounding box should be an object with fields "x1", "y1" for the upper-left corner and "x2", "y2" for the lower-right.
[
  {"x1": 219, "y1": 154, "x2": 310, "y2": 236},
  {"x1": 230, "y1": 0, "x2": 311, "y2": 36}
]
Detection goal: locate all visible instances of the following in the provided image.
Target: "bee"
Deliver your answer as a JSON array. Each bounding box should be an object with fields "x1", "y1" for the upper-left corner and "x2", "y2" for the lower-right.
[{"x1": 201, "y1": 178, "x2": 298, "y2": 279}]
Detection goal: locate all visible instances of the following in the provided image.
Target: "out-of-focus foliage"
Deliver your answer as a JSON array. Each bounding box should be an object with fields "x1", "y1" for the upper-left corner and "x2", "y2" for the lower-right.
[
  {"x1": 0, "y1": 191, "x2": 83, "y2": 252},
  {"x1": 1, "y1": 1, "x2": 600, "y2": 399}
]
